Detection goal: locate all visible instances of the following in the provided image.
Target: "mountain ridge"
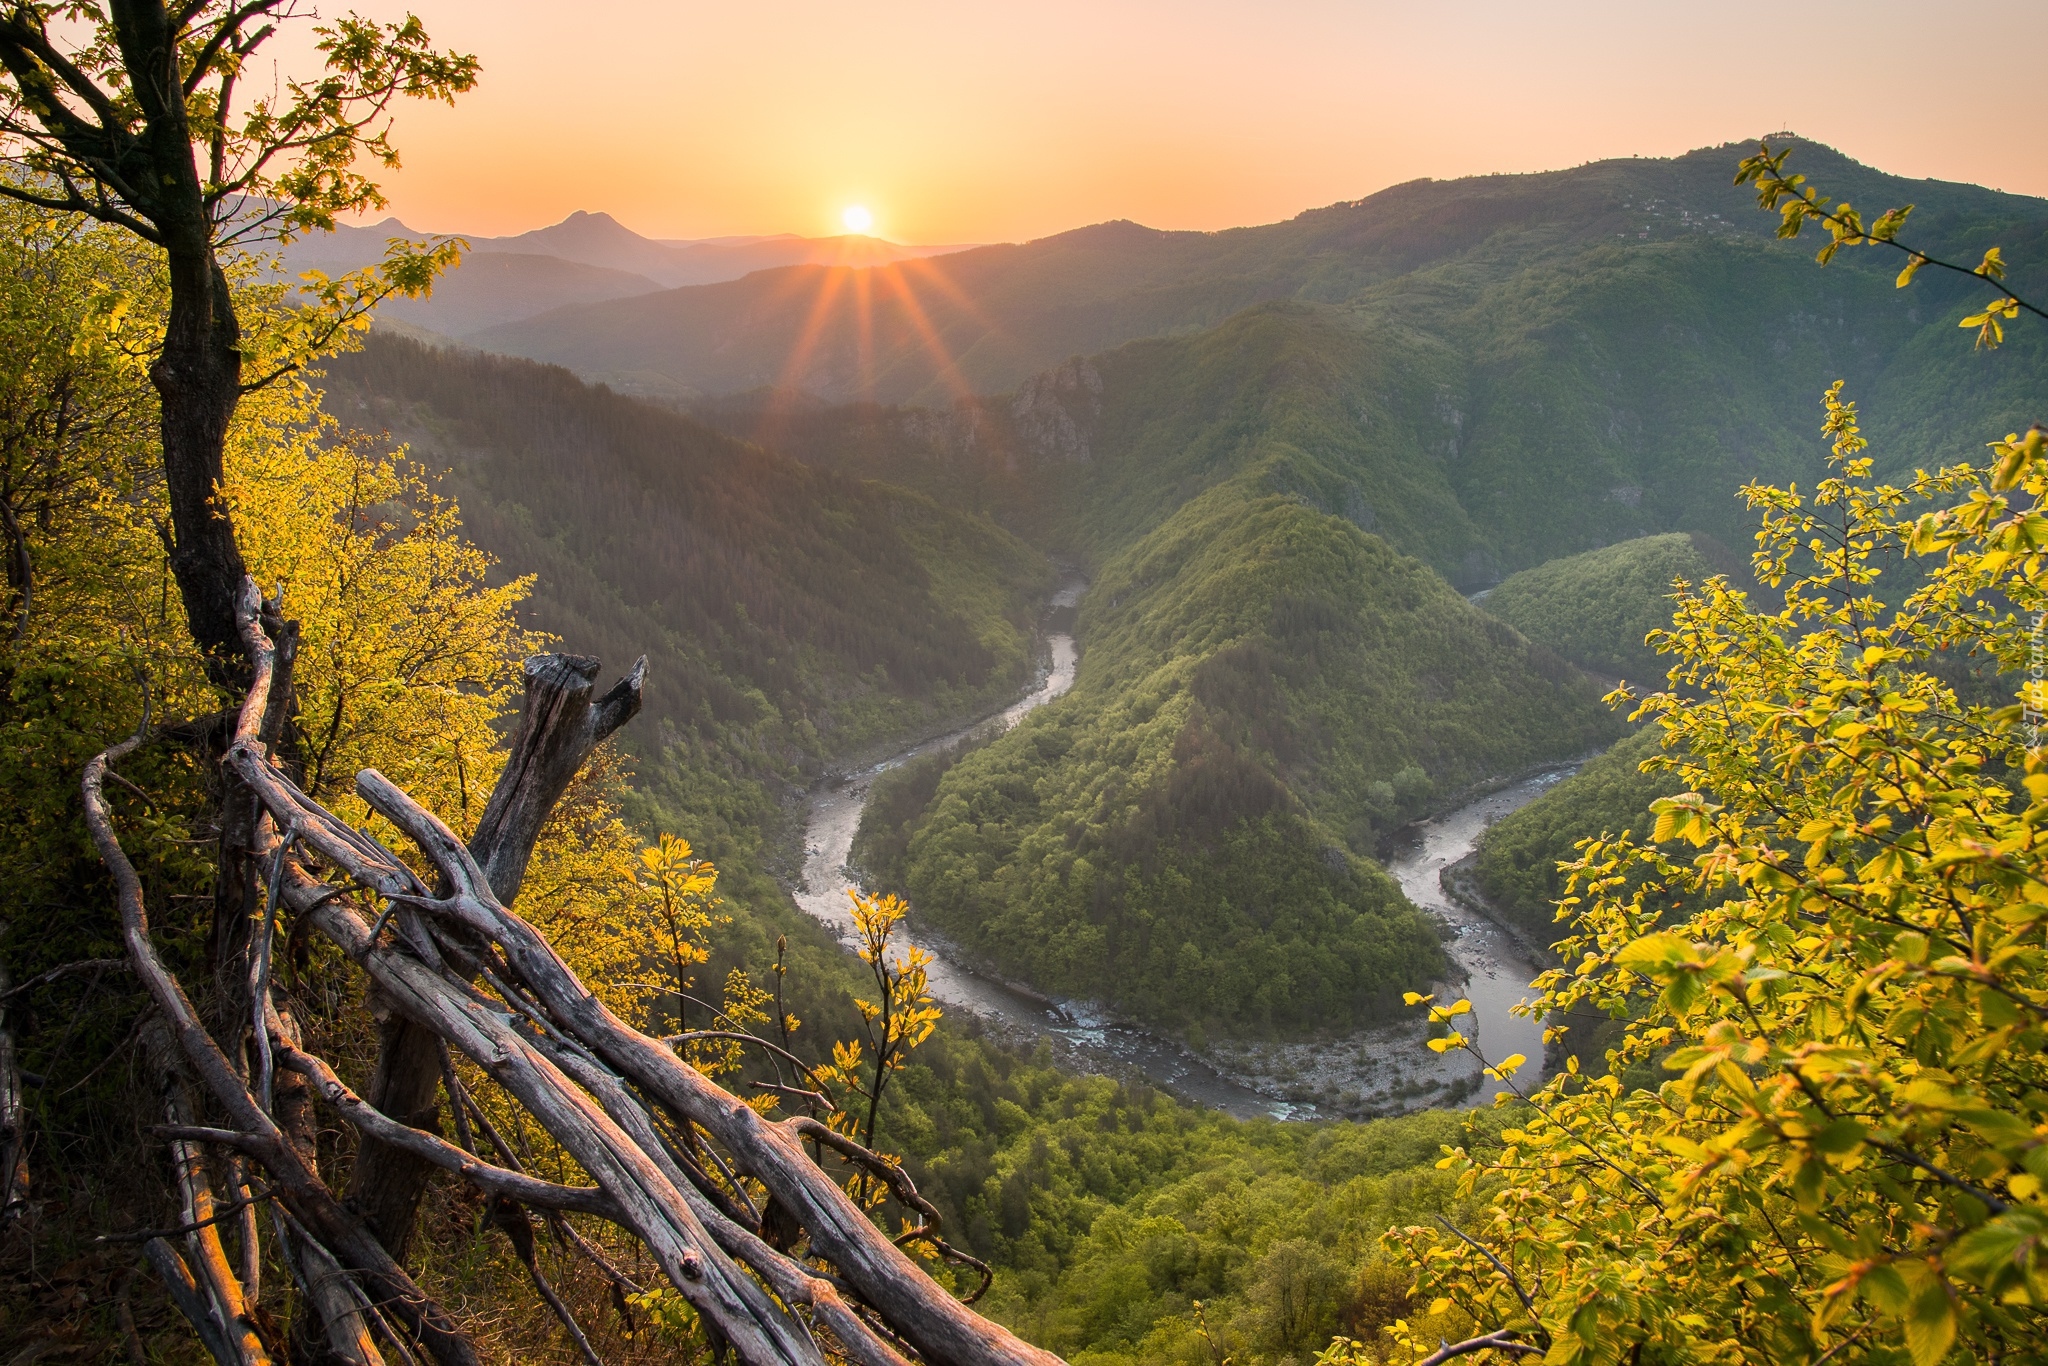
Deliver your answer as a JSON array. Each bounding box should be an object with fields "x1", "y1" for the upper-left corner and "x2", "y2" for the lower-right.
[
  {"x1": 274, "y1": 208, "x2": 978, "y2": 335},
  {"x1": 466, "y1": 136, "x2": 2048, "y2": 405}
]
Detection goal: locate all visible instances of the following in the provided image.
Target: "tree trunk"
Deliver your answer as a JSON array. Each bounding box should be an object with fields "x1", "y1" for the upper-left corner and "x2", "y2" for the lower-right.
[
  {"x1": 152, "y1": 236, "x2": 251, "y2": 674},
  {"x1": 345, "y1": 654, "x2": 642, "y2": 1259},
  {"x1": 0, "y1": 922, "x2": 29, "y2": 1220},
  {"x1": 96, "y1": 0, "x2": 250, "y2": 671}
]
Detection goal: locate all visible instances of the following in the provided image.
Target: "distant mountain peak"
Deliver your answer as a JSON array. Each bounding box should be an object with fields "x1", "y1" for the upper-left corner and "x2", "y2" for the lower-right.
[{"x1": 505, "y1": 210, "x2": 646, "y2": 248}]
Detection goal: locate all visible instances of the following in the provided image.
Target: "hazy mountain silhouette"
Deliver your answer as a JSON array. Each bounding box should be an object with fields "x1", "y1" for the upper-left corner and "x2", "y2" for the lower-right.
[
  {"x1": 272, "y1": 209, "x2": 975, "y2": 335},
  {"x1": 466, "y1": 138, "x2": 2046, "y2": 406}
]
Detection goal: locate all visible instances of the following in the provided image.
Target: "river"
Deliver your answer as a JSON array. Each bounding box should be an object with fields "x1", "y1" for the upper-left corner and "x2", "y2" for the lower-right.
[
  {"x1": 1384, "y1": 765, "x2": 1580, "y2": 1105},
  {"x1": 793, "y1": 591, "x2": 1575, "y2": 1120}
]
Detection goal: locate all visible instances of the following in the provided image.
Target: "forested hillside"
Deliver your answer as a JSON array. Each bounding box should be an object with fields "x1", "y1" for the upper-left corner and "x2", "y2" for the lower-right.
[
  {"x1": 1481, "y1": 532, "x2": 1750, "y2": 680},
  {"x1": 863, "y1": 472, "x2": 1614, "y2": 1032},
  {"x1": 875, "y1": 1041, "x2": 1500, "y2": 1365},
  {"x1": 320, "y1": 333, "x2": 1048, "y2": 772}
]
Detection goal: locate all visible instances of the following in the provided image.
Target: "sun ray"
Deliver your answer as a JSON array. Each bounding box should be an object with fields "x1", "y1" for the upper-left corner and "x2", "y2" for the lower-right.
[
  {"x1": 899, "y1": 254, "x2": 999, "y2": 339},
  {"x1": 765, "y1": 265, "x2": 850, "y2": 413},
  {"x1": 877, "y1": 264, "x2": 976, "y2": 404},
  {"x1": 852, "y1": 264, "x2": 875, "y2": 399}
]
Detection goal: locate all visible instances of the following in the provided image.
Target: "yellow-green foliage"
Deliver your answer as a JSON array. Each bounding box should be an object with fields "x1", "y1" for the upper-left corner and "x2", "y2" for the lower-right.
[
  {"x1": 1394, "y1": 389, "x2": 2048, "y2": 1364},
  {"x1": 0, "y1": 197, "x2": 651, "y2": 1139},
  {"x1": 1482, "y1": 532, "x2": 1749, "y2": 681}
]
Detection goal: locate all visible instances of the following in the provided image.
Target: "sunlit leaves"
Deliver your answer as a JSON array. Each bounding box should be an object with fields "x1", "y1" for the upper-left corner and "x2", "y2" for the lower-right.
[
  {"x1": 1, "y1": 4, "x2": 477, "y2": 243},
  {"x1": 813, "y1": 891, "x2": 943, "y2": 1180},
  {"x1": 1736, "y1": 140, "x2": 2036, "y2": 351},
  {"x1": 1390, "y1": 377, "x2": 2048, "y2": 1362},
  {"x1": 1961, "y1": 297, "x2": 2022, "y2": 350}
]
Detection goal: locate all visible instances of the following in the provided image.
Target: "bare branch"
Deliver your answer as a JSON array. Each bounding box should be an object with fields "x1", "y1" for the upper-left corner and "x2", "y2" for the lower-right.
[
  {"x1": 1414, "y1": 1330, "x2": 1544, "y2": 1364},
  {"x1": 0, "y1": 957, "x2": 128, "y2": 1002},
  {"x1": 273, "y1": 1036, "x2": 620, "y2": 1218},
  {"x1": 84, "y1": 617, "x2": 480, "y2": 1364},
  {"x1": 1435, "y1": 1217, "x2": 1541, "y2": 1324}
]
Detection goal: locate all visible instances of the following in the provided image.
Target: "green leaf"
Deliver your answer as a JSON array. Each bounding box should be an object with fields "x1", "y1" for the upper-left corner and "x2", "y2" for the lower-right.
[
  {"x1": 1616, "y1": 932, "x2": 1690, "y2": 973},
  {"x1": 1957, "y1": 1107, "x2": 2036, "y2": 1151},
  {"x1": 1813, "y1": 1118, "x2": 1866, "y2": 1156},
  {"x1": 1859, "y1": 1263, "x2": 1910, "y2": 1314},
  {"x1": 1948, "y1": 1209, "x2": 2048, "y2": 1285},
  {"x1": 1903, "y1": 1282, "x2": 1956, "y2": 1366}
]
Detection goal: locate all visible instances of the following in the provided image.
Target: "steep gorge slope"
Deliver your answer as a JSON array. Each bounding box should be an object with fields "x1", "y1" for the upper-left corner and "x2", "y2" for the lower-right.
[
  {"x1": 318, "y1": 334, "x2": 1052, "y2": 879},
  {"x1": 881, "y1": 474, "x2": 1614, "y2": 1032}
]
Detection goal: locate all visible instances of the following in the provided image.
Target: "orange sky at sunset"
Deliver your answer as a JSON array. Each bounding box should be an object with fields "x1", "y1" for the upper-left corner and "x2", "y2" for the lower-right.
[{"x1": 320, "y1": 0, "x2": 2048, "y2": 245}]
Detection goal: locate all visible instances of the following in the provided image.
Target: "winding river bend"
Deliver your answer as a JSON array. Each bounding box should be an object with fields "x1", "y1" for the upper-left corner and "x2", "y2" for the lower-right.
[
  {"x1": 1385, "y1": 766, "x2": 1579, "y2": 1106},
  {"x1": 794, "y1": 590, "x2": 1571, "y2": 1119}
]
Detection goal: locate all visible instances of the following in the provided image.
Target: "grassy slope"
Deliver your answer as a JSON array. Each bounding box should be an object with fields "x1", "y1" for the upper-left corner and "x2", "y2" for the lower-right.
[{"x1": 1481, "y1": 532, "x2": 1749, "y2": 681}]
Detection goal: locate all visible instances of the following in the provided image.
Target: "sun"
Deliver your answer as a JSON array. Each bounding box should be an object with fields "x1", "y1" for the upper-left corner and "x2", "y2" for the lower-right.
[{"x1": 840, "y1": 204, "x2": 873, "y2": 235}]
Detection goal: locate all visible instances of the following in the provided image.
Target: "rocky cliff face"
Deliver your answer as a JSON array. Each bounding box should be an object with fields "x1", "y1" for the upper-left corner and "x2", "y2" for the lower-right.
[{"x1": 1011, "y1": 358, "x2": 1103, "y2": 462}]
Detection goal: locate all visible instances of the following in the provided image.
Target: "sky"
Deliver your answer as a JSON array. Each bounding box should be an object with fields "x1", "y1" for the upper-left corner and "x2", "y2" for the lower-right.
[{"x1": 298, "y1": 0, "x2": 2048, "y2": 245}]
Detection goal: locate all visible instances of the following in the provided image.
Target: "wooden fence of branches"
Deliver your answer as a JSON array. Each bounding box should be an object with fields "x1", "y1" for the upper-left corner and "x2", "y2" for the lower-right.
[{"x1": 79, "y1": 578, "x2": 1061, "y2": 1366}]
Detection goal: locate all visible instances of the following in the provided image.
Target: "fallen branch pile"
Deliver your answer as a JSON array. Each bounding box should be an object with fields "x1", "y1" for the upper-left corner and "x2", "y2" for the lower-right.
[{"x1": 84, "y1": 579, "x2": 1062, "y2": 1366}]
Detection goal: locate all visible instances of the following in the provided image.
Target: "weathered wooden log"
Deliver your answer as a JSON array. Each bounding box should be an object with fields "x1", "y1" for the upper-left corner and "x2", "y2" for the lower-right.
[
  {"x1": 124, "y1": 579, "x2": 1069, "y2": 1366},
  {"x1": 145, "y1": 1236, "x2": 244, "y2": 1366},
  {"x1": 274, "y1": 1031, "x2": 619, "y2": 1218},
  {"x1": 473, "y1": 652, "x2": 645, "y2": 905},
  {"x1": 347, "y1": 650, "x2": 642, "y2": 1259},
  {"x1": 334, "y1": 769, "x2": 1063, "y2": 1366},
  {"x1": 282, "y1": 866, "x2": 825, "y2": 1364},
  {"x1": 289, "y1": 1235, "x2": 386, "y2": 1366},
  {"x1": 141, "y1": 1017, "x2": 268, "y2": 1365},
  {"x1": 522, "y1": 1020, "x2": 912, "y2": 1366},
  {"x1": 83, "y1": 602, "x2": 482, "y2": 1366}
]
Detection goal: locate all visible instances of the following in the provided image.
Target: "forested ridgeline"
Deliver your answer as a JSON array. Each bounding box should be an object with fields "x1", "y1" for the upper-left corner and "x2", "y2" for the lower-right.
[
  {"x1": 704, "y1": 239, "x2": 2048, "y2": 587},
  {"x1": 1479, "y1": 532, "x2": 1753, "y2": 681},
  {"x1": 858, "y1": 472, "x2": 1617, "y2": 1034},
  {"x1": 473, "y1": 138, "x2": 2044, "y2": 410}
]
